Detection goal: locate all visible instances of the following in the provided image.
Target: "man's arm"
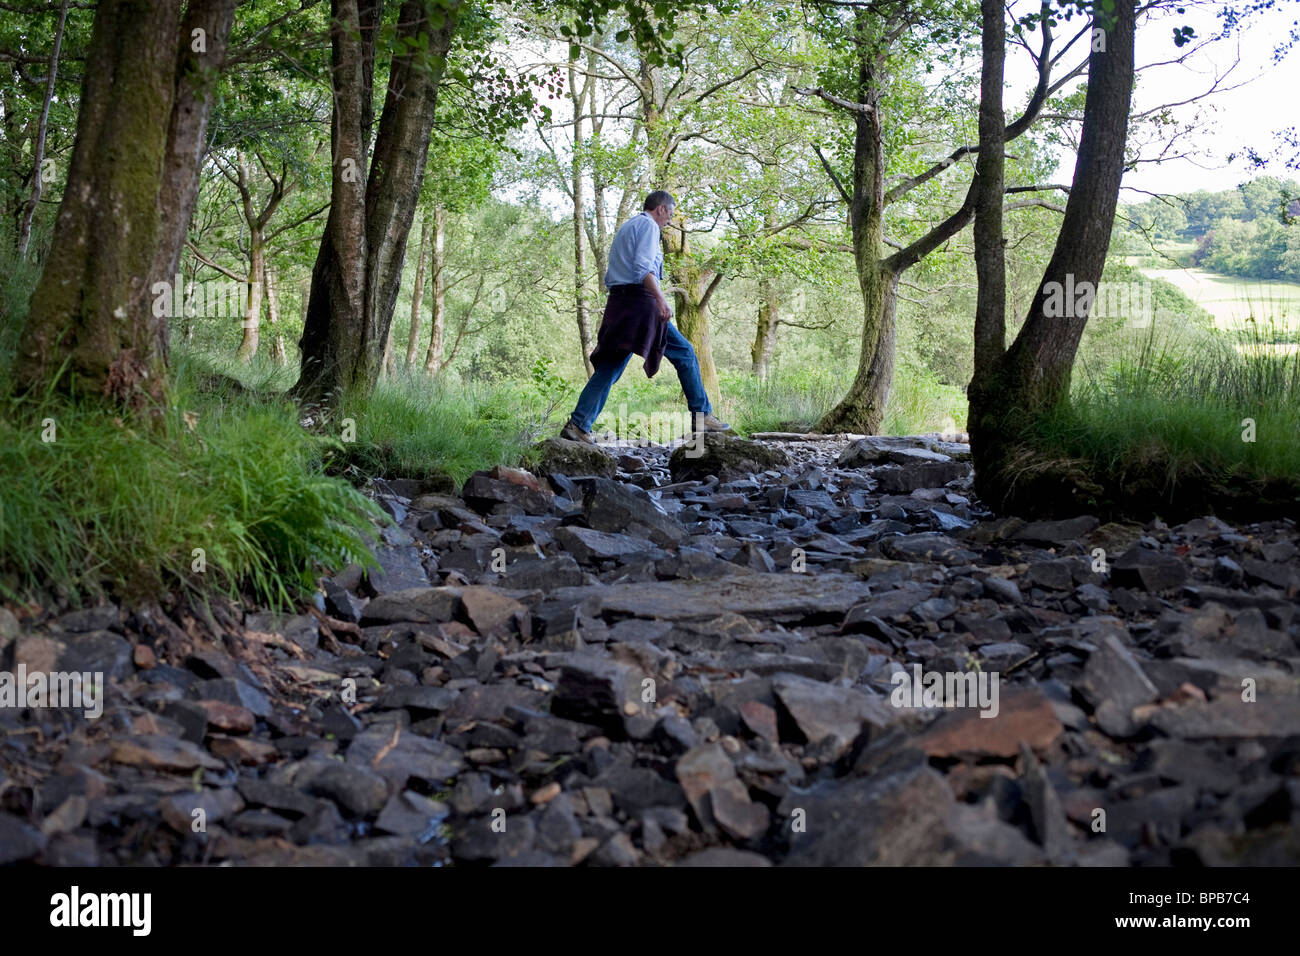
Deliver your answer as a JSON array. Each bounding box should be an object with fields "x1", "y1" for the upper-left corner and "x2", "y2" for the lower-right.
[
  {"x1": 643, "y1": 271, "x2": 671, "y2": 320},
  {"x1": 626, "y1": 218, "x2": 671, "y2": 320}
]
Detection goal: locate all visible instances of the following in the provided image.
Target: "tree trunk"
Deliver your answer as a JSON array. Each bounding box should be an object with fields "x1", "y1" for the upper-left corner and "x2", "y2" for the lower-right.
[
  {"x1": 673, "y1": 277, "x2": 720, "y2": 409},
  {"x1": 181, "y1": 259, "x2": 198, "y2": 344},
  {"x1": 406, "y1": 211, "x2": 430, "y2": 366},
  {"x1": 814, "y1": 1, "x2": 1054, "y2": 436},
  {"x1": 570, "y1": 55, "x2": 594, "y2": 374},
  {"x1": 662, "y1": 220, "x2": 721, "y2": 408},
  {"x1": 291, "y1": 0, "x2": 371, "y2": 408},
  {"x1": 969, "y1": 0, "x2": 1136, "y2": 510},
  {"x1": 294, "y1": 0, "x2": 461, "y2": 408},
  {"x1": 967, "y1": 0, "x2": 1008, "y2": 483},
  {"x1": 752, "y1": 276, "x2": 779, "y2": 379},
  {"x1": 819, "y1": 265, "x2": 899, "y2": 435},
  {"x1": 150, "y1": 0, "x2": 237, "y2": 300},
  {"x1": 423, "y1": 204, "x2": 446, "y2": 374},
  {"x1": 814, "y1": 11, "x2": 889, "y2": 434},
  {"x1": 237, "y1": 231, "x2": 264, "y2": 361},
  {"x1": 13, "y1": 0, "x2": 188, "y2": 409},
  {"x1": 265, "y1": 266, "x2": 286, "y2": 364},
  {"x1": 364, "y1": 0, "x2": 459, "y2": 377},
  {"x1": 996, "y1": 1, "x2": 1135, "y2": 413},
  {"x1": 15, "y1": 0, "x2": 69, "y2": 260},
  {"x1": 381, "y1": 324, "x2": 395, "y2": 378}
]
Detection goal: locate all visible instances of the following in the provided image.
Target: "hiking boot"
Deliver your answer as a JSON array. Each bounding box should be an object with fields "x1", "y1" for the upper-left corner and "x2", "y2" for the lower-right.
[
  {"x1": 561, "y1": 421, "x2": 595, "y2": 444},
  {"x1": 693, "y1": 412, "x2": 731, "y2": 433}
]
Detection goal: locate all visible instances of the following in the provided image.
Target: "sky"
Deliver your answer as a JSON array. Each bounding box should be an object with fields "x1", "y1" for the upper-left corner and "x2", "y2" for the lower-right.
[
  {"x1": 505, "y1": 1, "x2": 1299, "y2": 218},
  {"x1": 1005, "y1": 0, "x2": 1300, "y2": 195}
]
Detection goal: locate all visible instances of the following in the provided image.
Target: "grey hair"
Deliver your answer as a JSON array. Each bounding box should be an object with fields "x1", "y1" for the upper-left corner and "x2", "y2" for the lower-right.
[{"x1": 643, "y1": 190, "x2": 676, "y2": 212}]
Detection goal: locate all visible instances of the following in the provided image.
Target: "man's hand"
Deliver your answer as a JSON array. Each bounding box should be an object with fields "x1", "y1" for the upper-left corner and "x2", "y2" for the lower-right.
[{"x1": 644, "y1": 271, "x2": 672, "y2": 322}]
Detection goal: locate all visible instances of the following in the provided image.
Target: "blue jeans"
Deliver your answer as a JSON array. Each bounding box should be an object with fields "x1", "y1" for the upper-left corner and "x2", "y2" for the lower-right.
[{"x1": 569, "y1": 321, "x2": 711, "y2": 433}]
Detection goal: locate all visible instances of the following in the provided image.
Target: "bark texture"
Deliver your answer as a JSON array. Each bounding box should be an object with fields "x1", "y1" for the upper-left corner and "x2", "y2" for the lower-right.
[{"x1": 294, "y1": 0, "x2": 461, "y2": 407}]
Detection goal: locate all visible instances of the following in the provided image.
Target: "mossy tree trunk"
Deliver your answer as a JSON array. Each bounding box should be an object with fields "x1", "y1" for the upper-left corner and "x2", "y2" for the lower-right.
[
  {"x1": 812, "y1": 10, "x2": 892, "y2": 434},
  {"x1": 662, "y1": 219, "x2": 722, "y2": 409},
  {"x1": 814, "y1": 5, "x2": 1055, "y2": 435},
  {"x1": 294, "y1": 0, "x2": 460, "y2": 408},
  {"x1": 752, "y1": 277, "x2": 779, "y2": 379},
  {"x1": 265, "y1": 266, "x2": 286, "y2": 365},
  {"x1": 14, "y1": 0, "x2": 233, "y2": 410},
  {"x1": 969, "y1": 0, "x2": 1136, "y2": 511}
]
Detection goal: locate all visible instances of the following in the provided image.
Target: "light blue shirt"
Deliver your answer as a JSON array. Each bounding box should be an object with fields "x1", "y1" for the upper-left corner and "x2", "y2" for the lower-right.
[{"x1": 604, "y1": 211, "x2": 664, "y2": 289}]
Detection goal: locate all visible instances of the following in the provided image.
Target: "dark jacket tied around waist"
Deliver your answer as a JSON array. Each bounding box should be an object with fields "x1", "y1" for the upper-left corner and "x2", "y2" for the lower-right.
[{"x1": 589, "y1": 285, "x2": 669, "y2": 377}]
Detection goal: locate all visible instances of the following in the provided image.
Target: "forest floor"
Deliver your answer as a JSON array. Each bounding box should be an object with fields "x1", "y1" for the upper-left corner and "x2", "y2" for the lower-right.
[{"x1": 1, "y1": 433, "x2": 1298, "y2": 866}]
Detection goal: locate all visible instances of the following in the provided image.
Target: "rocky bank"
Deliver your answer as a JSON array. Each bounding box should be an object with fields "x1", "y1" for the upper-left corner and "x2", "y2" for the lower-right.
[{"x1": 1, "y1": 432, "x2": 1298, "y2": 866}]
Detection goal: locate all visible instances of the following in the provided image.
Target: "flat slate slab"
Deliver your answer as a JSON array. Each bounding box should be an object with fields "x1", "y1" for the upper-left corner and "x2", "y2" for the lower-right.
[{"x1": 547, "y1": 572, "x2": 875, "y2": 622}]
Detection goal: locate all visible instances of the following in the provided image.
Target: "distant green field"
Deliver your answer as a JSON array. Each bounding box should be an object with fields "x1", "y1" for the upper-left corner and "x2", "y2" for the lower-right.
[{"x1": 1138, "y1": 263, "x2": 1300, "y2": 348}]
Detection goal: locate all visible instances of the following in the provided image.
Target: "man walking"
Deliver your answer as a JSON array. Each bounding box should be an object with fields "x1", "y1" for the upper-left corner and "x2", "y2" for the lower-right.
[{"x1": 561, "y1": 190, "x2": 730, "y2": 444}]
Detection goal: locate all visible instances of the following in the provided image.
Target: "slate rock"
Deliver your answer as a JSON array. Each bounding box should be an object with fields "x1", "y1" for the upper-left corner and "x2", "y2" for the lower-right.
[
  {"x1": 873, "y1": 460, "x2": 969, "y2": 494},
  {"x1": 1011, "y1": 515, "x2": 1100, "y2": 546},
  {"x1": 676, "y1": 743, "x2": 748, "y2": 832},
  {"x1": 1026, "y1": 560, "x2": 1074, "y2": 592},
  {"x1": 533, "y1": 438, "x2": 618, "y2": 477},
  {"x1": 360, "y1": 587, "x2": 462, "y2": 625},
  {"x1": 580, "y1": 478, "x2": 685, "y2": 547},
  {"x1": 54, "y1": 605, "x2": 120, "y2": 633},
  {"x1": 374, "y1": 790, "x2": 448, "y2": 837},
  {"x1": 500, "y1": 555, "x2": 586, "y2": 589},
  {"x1": 780, "y1": 764, "x2": 958, "y2": 865},
  {"x1": 244, "y1": 612, "x2": 321, "y2": 649},
  {"x1": 1111, "y1": 546, "x2": 1187, "y2": 593},
  {"x1": 377, "y1": 685, "x2": 458, "y2": 717},
  {"x1": 879, "y1": 534, "x2": 978, "y2": 566},
  {"x1": 555, "y1": 526, "x2": 659, "y2": 563},
  {"x1": 463, "y1": 472, "x2": 554, "y2": 515},
  {"x1": 1149, "y1": 696, "x2": 1300, "y2": 739},
  {"x1": 837, "y1": 436, "x2": 939, "y2": 468},
  {"x1": 111, "y1": 735, "x2": 223, "y2": 772},
  {"x1": 459, "y1": 586, "x2": 527, "y2": 639},
  {"x1": 0, "y1": 813, "x2": 47, "y2": 865},
  {"x1": 730, "y1": 542, "x2": 776, "y2": 572},
  {"x1": 916, "y1": 688, "x2": 1063, "y2": 758},
  {"x1": 772, "y1": 673, "x2": 892, "y2": 753},
  {"x1": 668, "y1": 433, "x2": 788, "y2": 483},
  {"x1": 451, "y1": 815, "x2": 537, "y2": 864},
  {"x1": 1241, "y1": 558, "x2": 1297, "y2": 591},
  {"x1": 194, "y1": 677, "x2": 273, "y2": 718},
  {"x1": 1019, "y1": 744, "x2": 1075, "y2": 863},
  {"x1": 308, "y1": 763, "x2": 390, "y2": 817},
  {"x1": 1077, "y1": 633, "x2": 1159, "y2": 736},
  {"x1": 550, "y1": 653, "x2": 647, "y2": 732},
  {"x1": 159, "y1": 788, "x2": 245, "y2": 833},
  {"x1": 345, "y1": 723, "x2": 464, "y2": 788},
  {"x1": 592, "y1": 763, "x2": 687, "y2": 813},
  {"x1": 237, "y1": 780, "x2": 319, "y2": 819},
  {"x1": 982, "y1": 576, "x2": 1023, "y2": 605},
  {"x1": 367, "y1": 546, "x2": 431, "y2": 595},
  {"x1": 58, "y1": 630, "x2": 132, "y2": 679}
]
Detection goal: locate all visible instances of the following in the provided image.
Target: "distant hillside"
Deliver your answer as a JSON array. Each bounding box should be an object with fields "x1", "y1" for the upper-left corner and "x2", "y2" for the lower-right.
[{"x1": 1122, "y1": 178, "x2": 1300, "y2": 282}]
